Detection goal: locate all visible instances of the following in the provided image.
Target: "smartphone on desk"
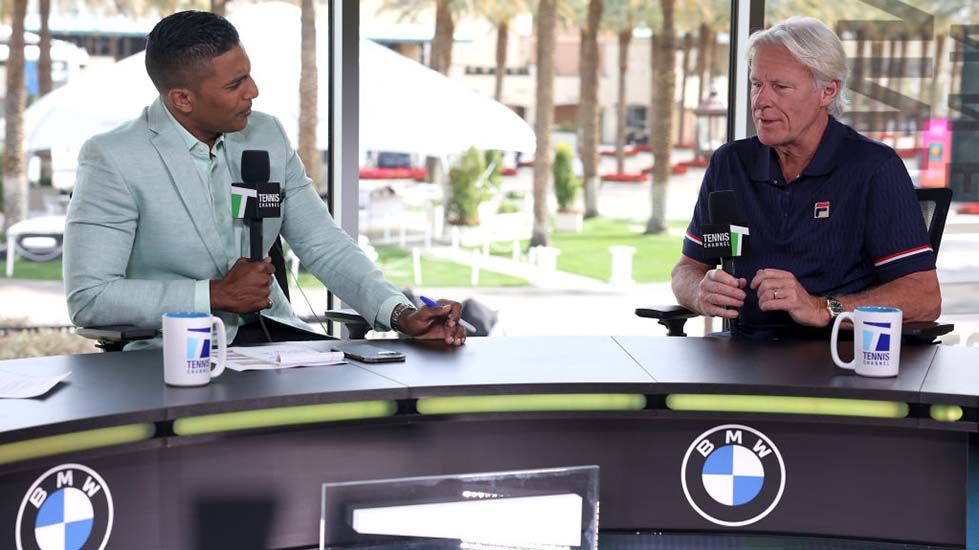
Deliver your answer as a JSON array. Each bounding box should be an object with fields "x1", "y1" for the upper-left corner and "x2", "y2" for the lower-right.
[{"x1": 332, "y1": 343, "x2": 406, "y2": 363}]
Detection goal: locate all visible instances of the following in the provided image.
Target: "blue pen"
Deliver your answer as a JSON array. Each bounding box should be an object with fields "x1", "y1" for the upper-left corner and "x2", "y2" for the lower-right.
[{"x1": 420, "y1": 295, "x2": 476, "y2": 333}]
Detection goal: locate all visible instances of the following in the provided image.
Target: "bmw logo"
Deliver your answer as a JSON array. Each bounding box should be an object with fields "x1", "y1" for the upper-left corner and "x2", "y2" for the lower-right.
[
  {"x1": 681, "y1": 424, "x2": 785, "y2": 527},
  {"x1": 15, "y1": 464, "x2": 114, "y2": 550}
]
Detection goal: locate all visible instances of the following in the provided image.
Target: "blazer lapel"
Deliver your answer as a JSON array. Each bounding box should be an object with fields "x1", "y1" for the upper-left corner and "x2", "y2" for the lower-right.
[{"x1": 147, "y1": 99, "x2": 230, "y2": 273}]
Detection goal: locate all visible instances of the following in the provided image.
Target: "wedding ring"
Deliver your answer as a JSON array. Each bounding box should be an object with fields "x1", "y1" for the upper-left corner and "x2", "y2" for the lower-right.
[{"x1": 773, "y1": 289, "x2": 780, "y2": 300}]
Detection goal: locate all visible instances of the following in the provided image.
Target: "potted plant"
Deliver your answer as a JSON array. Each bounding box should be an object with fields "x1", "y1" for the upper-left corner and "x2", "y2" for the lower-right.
[
  {"x1": 553, "y1": 142, "x2": 583, "y2": 233},
  {"x1": 447, "y1": 147, "x2": 488, "y2": 226}
]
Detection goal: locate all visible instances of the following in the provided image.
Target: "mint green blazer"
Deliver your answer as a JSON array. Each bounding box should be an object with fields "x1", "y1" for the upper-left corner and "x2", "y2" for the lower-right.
[{"x1": 64, "y1": 98, "x2": 407, "y2": 348}]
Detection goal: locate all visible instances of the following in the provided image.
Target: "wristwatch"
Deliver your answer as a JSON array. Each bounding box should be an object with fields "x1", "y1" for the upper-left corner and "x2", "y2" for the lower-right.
[
  {"x1": 825, "y1": 296, "x2": 844, "y2": 320},
  {"x1": 390, "y1": 303, "x2": 417, "y2": 333}
]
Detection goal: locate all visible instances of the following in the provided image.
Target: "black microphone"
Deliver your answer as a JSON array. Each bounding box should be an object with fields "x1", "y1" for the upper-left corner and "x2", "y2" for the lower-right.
[
  {"x1": 704, "y1": 190, "x2": 749, "y2": 337},
  {"x1": 707, "y1": 190, "x2": 742, "y2": 278},
  {"x1": 237, "y1": 150, "x2": 281, "y2": 261}
]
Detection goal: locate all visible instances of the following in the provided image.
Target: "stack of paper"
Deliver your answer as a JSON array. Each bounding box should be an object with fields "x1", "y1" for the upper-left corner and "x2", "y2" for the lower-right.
[
  {"x1": 227, "y1": 343, "x2": 346, "y2": 371},
  {"x1": 0, "y1": 370, "x2": 71, "y2": 399}
]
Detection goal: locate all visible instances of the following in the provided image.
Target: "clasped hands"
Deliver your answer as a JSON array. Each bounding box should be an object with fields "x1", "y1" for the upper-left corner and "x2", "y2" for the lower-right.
[
  {"x1": 696, "y1": 267, "x2": 829, "y2": 327},
  {"x1": 210, "y1": 257, "x2": 466, "y2": 345}
]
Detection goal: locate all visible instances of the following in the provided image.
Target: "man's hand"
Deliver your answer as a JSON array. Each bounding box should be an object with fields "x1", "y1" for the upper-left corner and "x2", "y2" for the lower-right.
[
  {"x1": 750, "y1": 268, "x2": 829, "y2": 327},
  {"x1": 695, "y1": 268, "x2": 748, "y2": 319},
  {"x1": 210, "y1": 257, "x2": 275, "y2": 314},
  {"x1": 398, "y1": 300, "x2": 466, "y2": 346}
]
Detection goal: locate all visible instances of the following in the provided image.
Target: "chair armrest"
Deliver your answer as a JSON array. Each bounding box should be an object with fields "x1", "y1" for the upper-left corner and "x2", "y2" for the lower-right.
[
  {"x1": 635, "y1": 305, "x2": 699, "y2": 337},
  {"x1": 76, "y1": 325, "x2": 159, "y2": 352},
  {"x1": 323, "y1": 309, "x2": 371, "y2": 340}
]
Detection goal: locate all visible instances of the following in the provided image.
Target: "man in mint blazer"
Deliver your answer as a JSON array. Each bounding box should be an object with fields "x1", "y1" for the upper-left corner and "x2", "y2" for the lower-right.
[{"x1": 64, "y1": 11, "x2": 466, "y2": 349}]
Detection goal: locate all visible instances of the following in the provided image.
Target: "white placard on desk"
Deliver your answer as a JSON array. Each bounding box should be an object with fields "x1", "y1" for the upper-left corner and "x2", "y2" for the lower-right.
[{"x1": 0, "y1": 370, "x2": 70, "y2": 399}]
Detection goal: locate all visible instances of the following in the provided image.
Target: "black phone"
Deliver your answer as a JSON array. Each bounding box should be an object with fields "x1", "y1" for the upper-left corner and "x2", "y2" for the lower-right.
[{"x1": 332, "y1": 343, "x2": 406, "y2": 363}]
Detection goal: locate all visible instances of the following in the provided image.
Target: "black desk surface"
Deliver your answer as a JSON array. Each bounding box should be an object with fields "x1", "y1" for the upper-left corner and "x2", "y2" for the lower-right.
[
  {"x1": 1, "y1": 336, "x2": 976, "y2": 442},
  {"x1": 0, "y1": 348, "x2": 406, "y2": 442},
  {"x1": 613, "y1": 336, "x2": 939, "y2": 402},
  {"x1": 348, "y1": 336, "x2": 655, "y2": 396}
]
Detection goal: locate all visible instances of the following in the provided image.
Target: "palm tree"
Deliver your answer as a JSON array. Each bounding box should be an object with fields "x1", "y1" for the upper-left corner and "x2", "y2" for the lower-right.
[
  {"x1": 299, "y1": 0, "x2": 321, "y2": 191},
  {"x1": 38, "y1": 0, "x2": 54, "y2": 186},
  {"x1": 531, "y1": 0, "x2": 557, "y2": 246},
  {"x1": 577, "y1": 0, "x2": 602, "y2": 218},
  {"x1": 603, "y1": 0, "x2": 645, "y2": 174},
  {"x1": 380, "y1": 0, "x2": 469, "y2": 186},
  {"x1": 3, "y1": 0, "x2": 28, "y2": 233},
  {"x1": 381, "y1": 0, "x2": 469, "y2": 75},
  {"x1": 644, "y1": 0, "x2": 674, "y2": 235},
  {"x1": 475, "y1": 0, "x2": 526, "y2": 102},
  {"x1": 675, "y1": 31, "x2": 692, "y2": 146}
]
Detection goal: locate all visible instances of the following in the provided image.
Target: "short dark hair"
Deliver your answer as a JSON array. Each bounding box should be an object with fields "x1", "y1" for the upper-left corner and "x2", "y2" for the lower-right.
[{"x1": 145, "y1": 11, "x2": 240, "y2": 93}]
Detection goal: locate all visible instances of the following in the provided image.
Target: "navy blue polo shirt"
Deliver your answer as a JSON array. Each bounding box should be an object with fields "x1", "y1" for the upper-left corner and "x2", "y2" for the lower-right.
[{"x1": 682, "y1": 116, "x2": 935, "y2": 338}]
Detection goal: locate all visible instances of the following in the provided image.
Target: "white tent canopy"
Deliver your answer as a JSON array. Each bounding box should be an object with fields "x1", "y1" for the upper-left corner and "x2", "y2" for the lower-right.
[{"x1": 25, "y1": 2, "x2": 535, "y2": 157}]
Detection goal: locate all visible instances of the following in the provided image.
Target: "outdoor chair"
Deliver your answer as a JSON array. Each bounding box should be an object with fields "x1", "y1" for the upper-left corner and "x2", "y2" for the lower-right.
[{"x1": 635, "y1": 188, "x2": 955, "y2": 344}]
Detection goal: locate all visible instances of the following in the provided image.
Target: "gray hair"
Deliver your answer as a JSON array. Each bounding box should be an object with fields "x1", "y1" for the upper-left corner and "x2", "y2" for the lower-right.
[{"x1": 747, "y1": 17, "x2": 849, "y2": 118}]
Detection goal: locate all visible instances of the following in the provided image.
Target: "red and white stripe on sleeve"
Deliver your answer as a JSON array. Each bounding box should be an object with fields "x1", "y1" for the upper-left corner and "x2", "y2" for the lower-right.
[{"x1": 873, "y1": 245, "x2": 933, "y2": 267}]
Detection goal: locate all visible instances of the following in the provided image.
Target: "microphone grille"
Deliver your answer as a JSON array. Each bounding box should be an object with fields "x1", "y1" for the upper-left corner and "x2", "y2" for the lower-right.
[
  {"x1": 241, "y1": 150, "x2": 270, "y2": 183},
  {"x1": 708, "y1": 190, "x2": 740, "y2": 225}
]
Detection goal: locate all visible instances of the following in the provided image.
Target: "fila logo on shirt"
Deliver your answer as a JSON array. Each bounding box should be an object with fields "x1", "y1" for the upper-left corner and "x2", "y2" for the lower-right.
[
  {"x1": 16, "y1": 463, "x2": 114, "y2": 550},
  {"x1": 814, "y1": 201, "x2": 830, "y2": 219},
  {"x1": 681, "y1": 424, "x2": 786, "y2": 527}
]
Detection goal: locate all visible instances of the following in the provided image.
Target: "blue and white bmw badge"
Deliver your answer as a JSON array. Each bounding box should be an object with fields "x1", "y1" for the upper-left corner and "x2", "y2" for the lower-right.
[
  {"x1": 681, "y1": 424, "x2": 785, "y2": 527},
  {"x1": 16, "y1": 463, "x2": 113, "y2": 550}
]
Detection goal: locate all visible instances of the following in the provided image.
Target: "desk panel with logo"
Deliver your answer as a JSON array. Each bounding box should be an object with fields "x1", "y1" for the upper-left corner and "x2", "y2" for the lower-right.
[{"x1": 0, "y1": 337, "x2": 975, "y2": 549}]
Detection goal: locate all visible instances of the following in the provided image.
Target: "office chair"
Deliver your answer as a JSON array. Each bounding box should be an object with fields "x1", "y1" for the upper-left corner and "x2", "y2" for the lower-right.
[
  {"x1": 77, "y1": 237, "x2": 371, "y2": 351},
  {"x1": 636, "y1": 187, "x2": 955, "y2": 343}
]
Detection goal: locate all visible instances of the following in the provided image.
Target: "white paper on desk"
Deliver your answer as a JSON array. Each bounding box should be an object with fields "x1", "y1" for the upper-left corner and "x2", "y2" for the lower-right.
[
  {"x1": 0, "y1": 370, "x2": 71, "y2": 399},
  {"x1": 227, "y1": 343, "x2": 346, "y2": 371}
]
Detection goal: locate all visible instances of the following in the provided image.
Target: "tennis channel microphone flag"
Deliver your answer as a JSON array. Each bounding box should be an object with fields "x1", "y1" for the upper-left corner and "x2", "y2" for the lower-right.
[
  {"x1": 700, "y1": 223, "x2": 749, "y2": 260},
  {"x1": 703, "y1": 190, "x2": 749, "y2": 261}
]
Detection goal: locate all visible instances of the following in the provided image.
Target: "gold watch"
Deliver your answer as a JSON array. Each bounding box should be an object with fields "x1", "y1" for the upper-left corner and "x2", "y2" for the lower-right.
[{"x1": 826, "y1": 296, "x2": 844, "y2": 320}]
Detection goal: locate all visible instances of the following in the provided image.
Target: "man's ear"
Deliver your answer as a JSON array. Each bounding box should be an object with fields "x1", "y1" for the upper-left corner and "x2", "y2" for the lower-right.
[
  {"x1": 167, "y1": 87, "x2": 194, "y2": 114},
  {"x1": 820, "y1": 80, "x2": 840, "y2": 108}
]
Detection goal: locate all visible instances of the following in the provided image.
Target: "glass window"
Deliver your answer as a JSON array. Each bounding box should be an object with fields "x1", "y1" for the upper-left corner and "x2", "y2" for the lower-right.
[
  {"x1": 760, "y1": 1, "x2": 979, "y2": 345},
  {"x1": 356, "y1": 0, "x2": 733, "y2": 337}
]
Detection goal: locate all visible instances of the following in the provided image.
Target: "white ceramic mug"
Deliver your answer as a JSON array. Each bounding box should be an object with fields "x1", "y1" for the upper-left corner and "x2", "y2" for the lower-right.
[
  {"x1": 830, "y1": 306, "x2": 903, "y2": 377},
  {"x1": 162, "y1": 312, "x2": 227, "y2": 386}
]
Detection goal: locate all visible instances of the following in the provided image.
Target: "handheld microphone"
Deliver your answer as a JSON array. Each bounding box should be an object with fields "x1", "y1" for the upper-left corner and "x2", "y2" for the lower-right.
[
  {"x1": 706, "y1": 190, "x2": 744, "y2": 278},
  {"x1": 704, "y1": 190, "x2": 750, "y2": 336},
  {"x1": 234, "y1": 150, "x2": 281, "y2": 261}
]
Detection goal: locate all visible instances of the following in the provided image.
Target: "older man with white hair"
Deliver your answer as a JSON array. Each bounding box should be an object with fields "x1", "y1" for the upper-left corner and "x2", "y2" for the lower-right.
[{"x1": 671, "y1": 16, "x2": 941, "y2": 340}]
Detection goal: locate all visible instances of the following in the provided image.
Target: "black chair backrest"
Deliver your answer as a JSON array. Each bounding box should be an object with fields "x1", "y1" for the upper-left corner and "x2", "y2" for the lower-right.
[
  {"x1": 270, "y1": 236, "x2": 291, "y2": 302},
  {"x1": 915, "y1": 187, "x2": 952, "y2": 255}
]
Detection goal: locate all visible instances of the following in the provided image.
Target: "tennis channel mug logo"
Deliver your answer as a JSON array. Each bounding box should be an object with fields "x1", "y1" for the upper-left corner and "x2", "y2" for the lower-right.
[
  {"x1": 861, "y1": 321, "x2": 893, "y2": 365},
  {"x1": 185, "y1": 326, "x2": 212, "y2": 374},
  {"x1": 16, "y1": 463, "x2": 113, "y2": 550},
  {"x1": 681, "y1": 424, "x2": 785, "y2": 527}
]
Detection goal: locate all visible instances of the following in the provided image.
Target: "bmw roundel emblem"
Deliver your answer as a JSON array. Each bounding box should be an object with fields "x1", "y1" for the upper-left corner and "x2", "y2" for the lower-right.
[
  {"x1": 681, "y1": 424, "x2": 785, "y2": 527},
  {"x1": 15, "y1": 463, "x2": 114, "y2": 550}
]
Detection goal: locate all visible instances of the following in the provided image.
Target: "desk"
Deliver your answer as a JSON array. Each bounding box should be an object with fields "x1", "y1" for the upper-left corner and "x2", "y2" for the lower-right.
[{"x1": 0, "y1": 336, "x2": 975, "y2": 549}]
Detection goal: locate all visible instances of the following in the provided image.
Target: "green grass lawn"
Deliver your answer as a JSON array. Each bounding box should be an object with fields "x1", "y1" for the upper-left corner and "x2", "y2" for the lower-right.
[
  {"x1": 8, "y1": 218, "x2": 681, "y2": 286},
  {"x1": 8, "y1": 259, "x2": 64, "y2": 280},
  {"x1": 8, "y1": 251, "x2": 527, "y2": 288},
  {"x1": 486, "y1": 218, "x2": 684, "y2": 283},
  {"x1": 297, "y1": 245, "x2": 528, "y2": 288}
]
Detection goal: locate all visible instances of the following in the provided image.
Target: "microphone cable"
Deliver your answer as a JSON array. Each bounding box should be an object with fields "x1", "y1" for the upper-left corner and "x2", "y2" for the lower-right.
[{"x1": 271, "y1": 239, "x2": 332, "y2": 340}]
